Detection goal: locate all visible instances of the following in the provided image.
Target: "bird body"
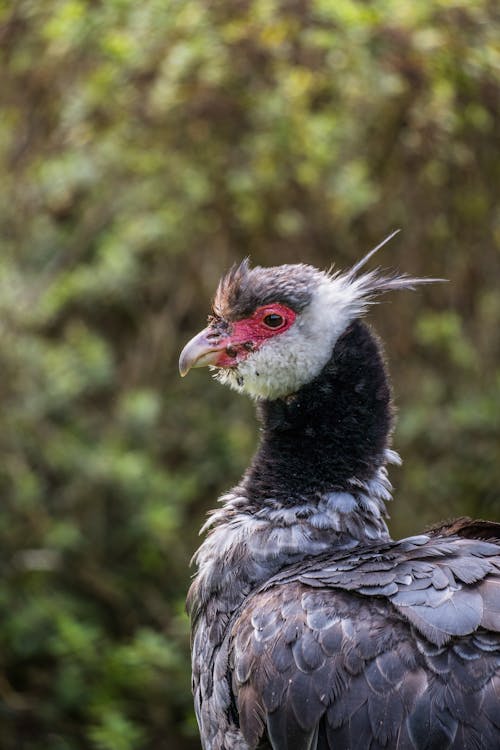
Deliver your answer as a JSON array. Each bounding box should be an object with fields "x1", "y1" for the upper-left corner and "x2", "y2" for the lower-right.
[{"x1": 180, "y1": 250, "x2": 500, "y2": 749}]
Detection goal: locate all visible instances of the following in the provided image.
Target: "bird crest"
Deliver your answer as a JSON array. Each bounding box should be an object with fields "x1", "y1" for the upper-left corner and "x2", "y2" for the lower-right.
[{"x1": 213, "y1": 231, "x2": 444, "y2": 323}]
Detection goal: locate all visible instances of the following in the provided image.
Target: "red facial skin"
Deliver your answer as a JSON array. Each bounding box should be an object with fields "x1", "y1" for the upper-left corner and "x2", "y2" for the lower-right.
[{"x1": 214, "y1": 303, "x2": 296, "y2": 368}]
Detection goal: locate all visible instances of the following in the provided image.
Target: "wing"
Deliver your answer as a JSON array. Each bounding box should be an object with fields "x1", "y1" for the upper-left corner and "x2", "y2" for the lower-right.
[
  {"x1": 229, "y1": 532, "x2": 500, "y2": 750},
  {"x1": 270, "y1": 532, "x2": 500, "y2": 647},
  {"x1": 231, "y1": 583, "x2": 500, "y2": 750}
]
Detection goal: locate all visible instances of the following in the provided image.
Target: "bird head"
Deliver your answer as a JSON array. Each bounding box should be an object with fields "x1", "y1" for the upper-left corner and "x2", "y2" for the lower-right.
[{"x1": 179, "y1": 235, "x2": 440, "y2": 400}]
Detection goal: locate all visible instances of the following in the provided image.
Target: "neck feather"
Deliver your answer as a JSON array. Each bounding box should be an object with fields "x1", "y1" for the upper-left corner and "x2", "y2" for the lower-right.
[
  {"x1": 245, "y1": 319, "x2": 395, "y2": 504},
  {"x1": 188, "y1": 321, "x2": 398, "y2": 626}
]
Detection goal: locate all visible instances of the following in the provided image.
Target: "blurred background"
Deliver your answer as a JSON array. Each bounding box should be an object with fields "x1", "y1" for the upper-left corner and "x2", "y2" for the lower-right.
[{"x1": 0, "y1": 0, "x2": 499, "y2": 747}]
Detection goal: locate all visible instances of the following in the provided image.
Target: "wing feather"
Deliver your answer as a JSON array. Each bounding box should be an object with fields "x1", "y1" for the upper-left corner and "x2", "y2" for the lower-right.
[{"x1": 227, "y1": 533, "x2": 500, "y2": 748}]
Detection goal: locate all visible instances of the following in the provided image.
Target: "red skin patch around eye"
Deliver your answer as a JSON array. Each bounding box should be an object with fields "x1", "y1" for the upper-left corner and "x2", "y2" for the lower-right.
[{"x1": 214, "y1": 303, "x2": 296, "y2": 368}]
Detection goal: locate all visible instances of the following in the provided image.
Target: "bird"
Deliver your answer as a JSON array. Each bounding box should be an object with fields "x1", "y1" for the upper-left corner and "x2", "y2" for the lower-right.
[{"x1": 179, "y1": 239, "x2": 500, "y2": 750}]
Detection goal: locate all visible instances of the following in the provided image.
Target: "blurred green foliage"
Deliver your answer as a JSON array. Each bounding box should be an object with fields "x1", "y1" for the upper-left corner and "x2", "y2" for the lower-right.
[{"x1": 0, "y1": 0, "x2": 499, "y2": 747}]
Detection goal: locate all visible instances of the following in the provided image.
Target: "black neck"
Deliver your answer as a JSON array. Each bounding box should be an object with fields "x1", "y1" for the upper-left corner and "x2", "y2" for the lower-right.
[{"x1": 244, "y1": 320, "x2": 393, "y2": 504}]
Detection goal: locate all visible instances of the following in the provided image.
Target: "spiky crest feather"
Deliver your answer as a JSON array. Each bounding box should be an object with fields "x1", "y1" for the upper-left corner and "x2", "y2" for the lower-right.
[{"x1": 213, "y1": 232, "x2": 444, "y2": 325}]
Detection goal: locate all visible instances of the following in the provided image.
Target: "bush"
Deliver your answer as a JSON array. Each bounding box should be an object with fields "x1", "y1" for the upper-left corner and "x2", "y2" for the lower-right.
[{"x1": 0, "y1": 1, "x2": 499, "y2": 747}]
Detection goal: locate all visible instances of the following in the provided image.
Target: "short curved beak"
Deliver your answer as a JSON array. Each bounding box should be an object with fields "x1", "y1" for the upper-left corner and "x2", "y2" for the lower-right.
[{"x1": 179, "y1": 327, "x2": 228, "y2": 377}]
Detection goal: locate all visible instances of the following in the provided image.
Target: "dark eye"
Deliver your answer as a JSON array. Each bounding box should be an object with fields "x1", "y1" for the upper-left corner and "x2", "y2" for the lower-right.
[{"x1": 263, "y1": 313, "x2": 285, "y2": 329}]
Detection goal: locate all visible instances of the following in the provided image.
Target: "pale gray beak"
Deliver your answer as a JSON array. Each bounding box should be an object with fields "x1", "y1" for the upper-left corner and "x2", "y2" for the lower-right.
[{"x1": 179, "y1": 327, "x2": 228, "y2": 377}]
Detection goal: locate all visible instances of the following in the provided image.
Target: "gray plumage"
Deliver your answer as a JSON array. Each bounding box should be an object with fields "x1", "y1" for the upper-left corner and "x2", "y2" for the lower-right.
[{"x1": 182, "y1": 248, "x2": 500, "y2": 750}]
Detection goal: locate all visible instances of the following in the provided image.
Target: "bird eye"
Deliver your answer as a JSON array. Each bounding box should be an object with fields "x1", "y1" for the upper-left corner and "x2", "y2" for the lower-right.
[{"x1": 263, "y1": 313, "x2": 285, "y2": 329}]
